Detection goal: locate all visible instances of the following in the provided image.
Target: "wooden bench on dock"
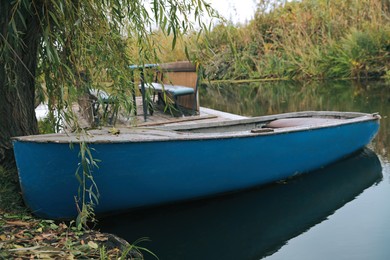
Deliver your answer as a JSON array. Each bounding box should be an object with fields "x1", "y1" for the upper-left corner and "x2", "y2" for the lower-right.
[{"x1": 133, "y1": 61, "x2": 201, "y2": 120}]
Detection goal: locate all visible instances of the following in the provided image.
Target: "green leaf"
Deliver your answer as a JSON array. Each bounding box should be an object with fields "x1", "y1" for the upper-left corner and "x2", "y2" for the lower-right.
[
  {"x1": 87, "y1": 241, "x2": 98, "y2": 249},
  {"x1": 50, "y1": 223, "x2": 59, "y2": 230}
]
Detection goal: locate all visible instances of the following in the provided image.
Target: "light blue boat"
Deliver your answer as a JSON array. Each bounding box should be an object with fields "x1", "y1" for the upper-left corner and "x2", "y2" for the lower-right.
[{"x1": 12, "y1": 111, "x2": 380, "y2": 219}]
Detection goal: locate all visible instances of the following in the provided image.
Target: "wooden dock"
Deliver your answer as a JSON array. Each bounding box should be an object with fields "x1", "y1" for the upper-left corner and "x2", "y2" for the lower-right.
[
  {"x1": 70, "y1": 61, "x2": 247, "y2": 129},
  {"x1": 70, "y1": 96, "x2": 247, "y2": 130},
  {"x1": 121, "y1": 97, "x2": 247, "y2": 127}
]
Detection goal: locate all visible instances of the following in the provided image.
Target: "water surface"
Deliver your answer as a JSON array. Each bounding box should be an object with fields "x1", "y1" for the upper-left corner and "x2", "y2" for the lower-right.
[{"x1": 99, "y1": 80, "x2": 390, "y2": 259}]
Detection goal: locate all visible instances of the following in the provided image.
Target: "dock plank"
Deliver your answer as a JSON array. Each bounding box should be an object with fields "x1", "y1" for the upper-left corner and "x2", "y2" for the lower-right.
[{"x1": 64, "y1": 96, "x2": 248, "y2": 131}]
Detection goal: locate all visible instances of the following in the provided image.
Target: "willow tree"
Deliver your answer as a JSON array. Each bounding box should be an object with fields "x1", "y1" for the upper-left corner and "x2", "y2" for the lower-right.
[{"x1": 0, "y1": 0, "x2": 215, "y2": 166}]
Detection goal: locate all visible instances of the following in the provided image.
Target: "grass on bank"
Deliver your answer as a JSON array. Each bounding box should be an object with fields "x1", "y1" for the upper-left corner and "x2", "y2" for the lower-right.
[
  {"x1": 154, "y1": 0, "x2": 389, "y2": 81},
  {"x1": 0, "y1": 166, "x2": 151, "y2": 259}
]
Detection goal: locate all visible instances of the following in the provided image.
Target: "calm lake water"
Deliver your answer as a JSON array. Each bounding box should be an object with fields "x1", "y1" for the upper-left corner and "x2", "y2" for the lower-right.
[{"x1": 99, "y1": 80, "x2": 390, "y2": 260}]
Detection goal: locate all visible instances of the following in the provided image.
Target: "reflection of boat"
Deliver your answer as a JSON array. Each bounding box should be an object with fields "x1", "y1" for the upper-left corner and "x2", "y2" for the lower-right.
[
  {"x1": 12, "y1": 111, "x2": 380, "y2": 219},
  {"x1": 98, "y1": 148, "x2": 383, "y2": 260}
]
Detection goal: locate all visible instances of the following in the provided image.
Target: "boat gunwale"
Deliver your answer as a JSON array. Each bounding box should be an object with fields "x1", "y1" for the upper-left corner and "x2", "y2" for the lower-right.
[{"x1": 12, "y1": 111, "x2": 380, "y2": 144}]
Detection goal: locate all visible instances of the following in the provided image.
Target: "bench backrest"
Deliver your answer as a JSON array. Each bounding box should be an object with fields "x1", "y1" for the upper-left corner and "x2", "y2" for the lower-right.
[{"x1": 157, "y1": 61, "x2": 200, "y2": 111}]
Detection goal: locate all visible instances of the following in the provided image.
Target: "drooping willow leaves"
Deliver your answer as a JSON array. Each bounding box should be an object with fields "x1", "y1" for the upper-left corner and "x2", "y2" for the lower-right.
[{"x1": 1, "y1": 0, "x2": 217, "y2": 225}]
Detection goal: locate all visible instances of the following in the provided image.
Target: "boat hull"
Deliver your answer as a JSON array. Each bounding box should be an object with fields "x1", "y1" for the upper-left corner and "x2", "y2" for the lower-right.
[
  {"x1": 13, "y1": 113, "x2": 380, "y2": 219},
  {"x1": 98, "y1": 148, "x2": 382, "y2": 259}
]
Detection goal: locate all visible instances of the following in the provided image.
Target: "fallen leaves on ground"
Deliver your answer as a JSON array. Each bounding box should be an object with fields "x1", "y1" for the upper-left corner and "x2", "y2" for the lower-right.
[{"x1": 0, "y1": 211, "x2": 143, "y2": 259}]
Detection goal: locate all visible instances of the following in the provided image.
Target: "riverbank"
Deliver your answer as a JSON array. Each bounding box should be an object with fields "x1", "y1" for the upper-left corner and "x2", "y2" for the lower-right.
[
  {"x1": 0, "y1": 166, "x2": 143, "y2": 259},
  {"x1": 190, "y1": 0, "x2": 390, "y2": 81}
]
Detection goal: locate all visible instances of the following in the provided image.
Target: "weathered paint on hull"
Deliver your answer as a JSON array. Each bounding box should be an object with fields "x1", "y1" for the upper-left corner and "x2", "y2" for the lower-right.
[{"x1": 13, "y1": 119, "x2": 379, "y2": 219}]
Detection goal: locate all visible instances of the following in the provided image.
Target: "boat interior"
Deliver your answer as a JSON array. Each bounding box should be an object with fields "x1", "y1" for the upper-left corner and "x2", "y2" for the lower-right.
[{"x1": 154, "y1": 111, "x2": 370, "y2": 134}]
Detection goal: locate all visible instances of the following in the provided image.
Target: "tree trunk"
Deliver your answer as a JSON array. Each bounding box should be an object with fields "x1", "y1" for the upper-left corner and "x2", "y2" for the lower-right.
[{"x1": 0, "y1": 2, "x2": 42, "y2": 166}]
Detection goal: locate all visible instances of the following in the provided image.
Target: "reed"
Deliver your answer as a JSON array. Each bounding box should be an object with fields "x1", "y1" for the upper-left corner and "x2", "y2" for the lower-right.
[{"x1": 187, "y1": 0, "x2": 390, "y2": 80}]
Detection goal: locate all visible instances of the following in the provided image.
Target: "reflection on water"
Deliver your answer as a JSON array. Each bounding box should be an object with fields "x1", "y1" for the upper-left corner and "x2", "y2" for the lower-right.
[
  {"x1": 99, "y1": 149, "x2": 382, "y2": 260},
  {"x1": 200, "y1": 80, "x2": 390, "y2": 161}
]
